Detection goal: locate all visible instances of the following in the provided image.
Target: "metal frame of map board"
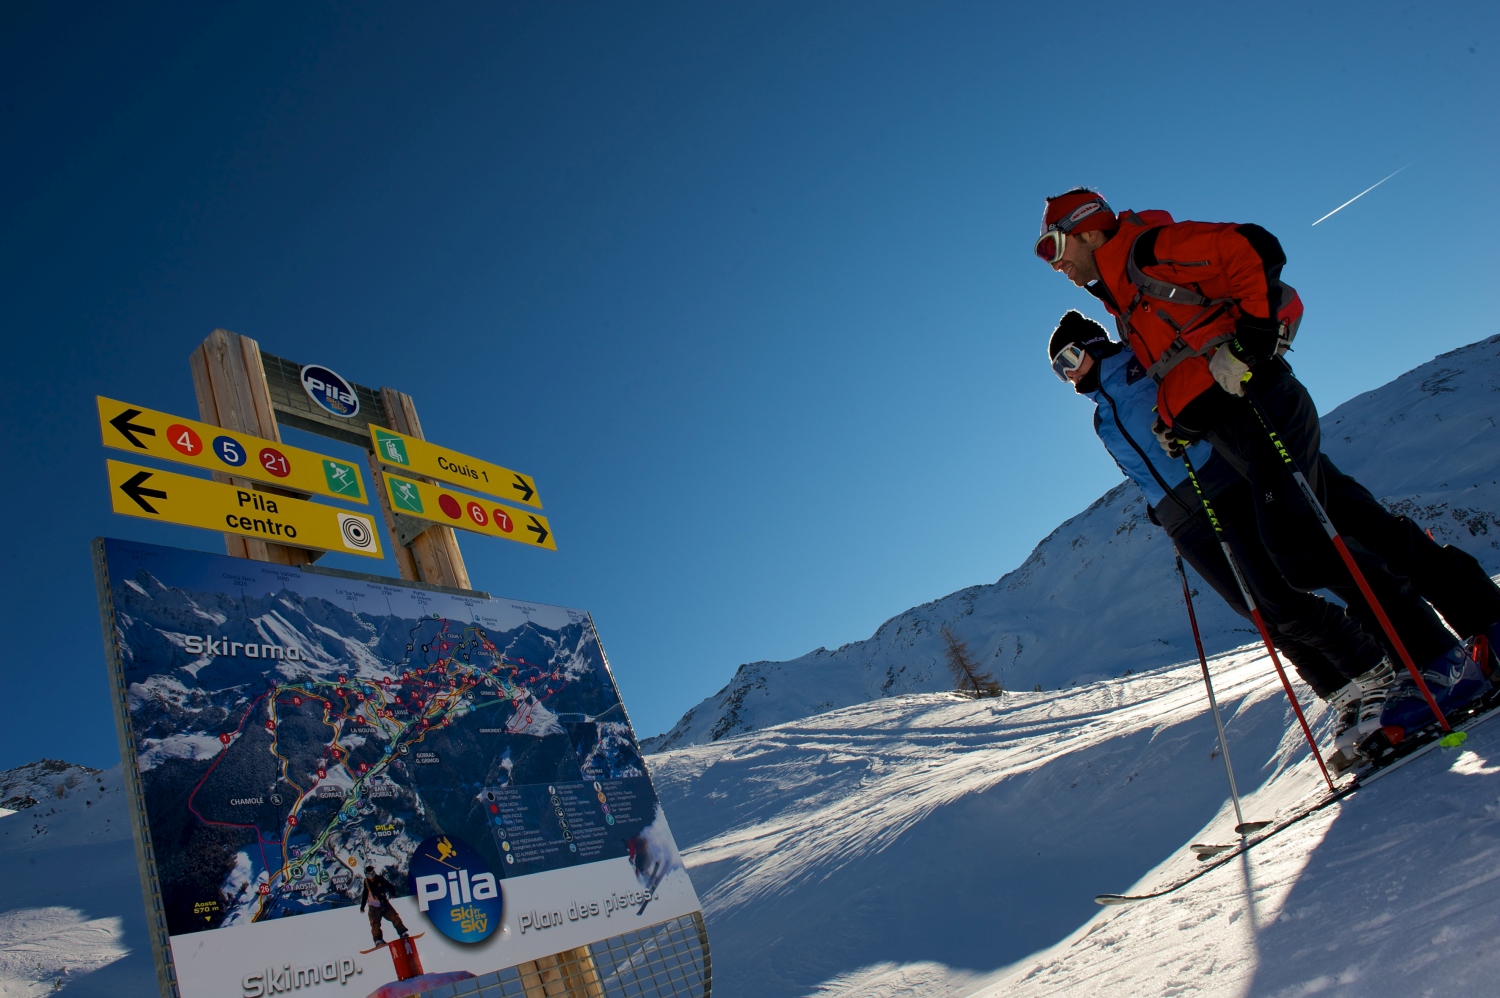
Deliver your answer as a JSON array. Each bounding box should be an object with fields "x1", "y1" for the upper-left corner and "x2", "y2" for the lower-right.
[{"x1": 93, "y1": 537, "x2": 708, "y2": 998}]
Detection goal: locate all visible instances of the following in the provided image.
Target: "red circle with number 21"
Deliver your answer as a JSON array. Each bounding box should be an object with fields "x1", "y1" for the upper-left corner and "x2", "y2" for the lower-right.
[{"x1": 259, "y1": 447, "x2": 291, "y2": 478}]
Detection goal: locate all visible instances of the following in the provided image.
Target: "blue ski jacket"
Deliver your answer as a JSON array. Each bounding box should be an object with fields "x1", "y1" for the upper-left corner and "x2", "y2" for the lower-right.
[{"x1": 1083, "y1": 349, "x2": 1220, "y2": 515}]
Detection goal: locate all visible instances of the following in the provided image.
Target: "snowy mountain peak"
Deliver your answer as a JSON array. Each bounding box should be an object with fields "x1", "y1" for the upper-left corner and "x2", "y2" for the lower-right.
[
  {"x1": 0, "y1": 759, "x2": 104, "y2": 815},
  {"x1": 645, "y1": 335, "x2": 1500, "y2": 752}
]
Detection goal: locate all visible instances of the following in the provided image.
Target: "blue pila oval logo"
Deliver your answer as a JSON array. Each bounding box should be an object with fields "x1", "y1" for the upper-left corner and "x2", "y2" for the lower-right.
[
  {"x1": 408, "y1": 834, "x2": 502, "y2": 944},
  {"x1": 300, "y1": 364, "x2": 360, "y2": 418}
]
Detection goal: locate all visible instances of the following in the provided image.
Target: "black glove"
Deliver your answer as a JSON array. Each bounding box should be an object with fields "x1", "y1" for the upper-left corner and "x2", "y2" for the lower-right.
[
  {"x1": 1152, "y1": 417, "x2": 1186, "y2": 459},
  {"x1": 1230, "y1": 313, "x2": 1281, "y2": 365}
]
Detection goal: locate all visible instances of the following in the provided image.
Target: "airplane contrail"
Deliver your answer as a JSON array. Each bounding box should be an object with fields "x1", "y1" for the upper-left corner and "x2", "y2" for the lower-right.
[{"x1": 1312, "y1": 165, "x2": 1410, "y2": 226}]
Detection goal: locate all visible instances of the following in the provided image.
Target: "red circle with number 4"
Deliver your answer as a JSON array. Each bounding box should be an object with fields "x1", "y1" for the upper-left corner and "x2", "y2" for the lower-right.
[
  {"x1": 493, "y1": 509, "x2": 513, "y2": 533},
  {"x1": 167, "y1": 424, "x2": 203, "y2": 456},
  {"x1": 259, "y1": 447, "x2": 292, "y2": 478},
  {"x1": 438, "y1": 494, "x2": 462, "y2": 519},
  {"x1": 466, "y1": 501, "x2": 487, "y2": 526}
]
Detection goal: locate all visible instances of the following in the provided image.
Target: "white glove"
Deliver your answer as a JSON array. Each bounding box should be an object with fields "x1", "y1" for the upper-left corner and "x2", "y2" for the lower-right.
[{"x1": 1209, "y1": 347, "x2": 1250, "y2": 397}]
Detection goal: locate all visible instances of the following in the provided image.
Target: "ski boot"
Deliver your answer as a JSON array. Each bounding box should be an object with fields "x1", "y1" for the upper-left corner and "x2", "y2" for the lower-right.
[
  {"x1": 1327, "y1": 658, "x2": 1394, "y2": 775},
  {"x1": 1360, "y1": 646, "x2": 1487, "y2": 761}
]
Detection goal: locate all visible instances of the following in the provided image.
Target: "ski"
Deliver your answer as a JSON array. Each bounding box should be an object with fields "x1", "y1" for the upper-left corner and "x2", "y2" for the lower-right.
[{"x1": 1096, "y1": 678, "x2": 1500, "y2": 907}]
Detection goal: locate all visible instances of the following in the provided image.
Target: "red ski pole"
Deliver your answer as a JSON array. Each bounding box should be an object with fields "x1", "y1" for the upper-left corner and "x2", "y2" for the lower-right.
[
  {"x1": 1243, "y1": 394, "x2": 1449, "y2": 733},
  {"x1": 1181, "y1": 455, "x2": 1336, "y2": 791}
]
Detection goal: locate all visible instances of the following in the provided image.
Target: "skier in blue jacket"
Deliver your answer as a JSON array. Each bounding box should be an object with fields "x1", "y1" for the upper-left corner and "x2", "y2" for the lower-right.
[{"x1": 1048, "y1": 311, "x2": 1394, "y2": 755}]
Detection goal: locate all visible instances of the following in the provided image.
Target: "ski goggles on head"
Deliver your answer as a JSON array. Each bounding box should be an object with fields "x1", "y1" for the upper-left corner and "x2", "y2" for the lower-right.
[
  {"x1": 1035, "y1": 196, "x2": 1113, "y2": 264},
  {"x1": 1050, "y1": 342, "x2": 1089, "y2": 381}
]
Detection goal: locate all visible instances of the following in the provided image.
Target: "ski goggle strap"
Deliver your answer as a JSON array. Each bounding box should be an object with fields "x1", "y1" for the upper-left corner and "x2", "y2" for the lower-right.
[
  {"x1": 1051, "y1": 343, "x2": 1089, "y2": 381},
  {"x1": 1035, "y1": 196, "x2": 1113, "y2": 263}
]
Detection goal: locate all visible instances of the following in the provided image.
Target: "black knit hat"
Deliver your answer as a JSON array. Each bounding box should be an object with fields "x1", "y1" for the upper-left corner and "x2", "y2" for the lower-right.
[{"x1": 1047, "y1": 310, "x2": 1112, "y2": 361}]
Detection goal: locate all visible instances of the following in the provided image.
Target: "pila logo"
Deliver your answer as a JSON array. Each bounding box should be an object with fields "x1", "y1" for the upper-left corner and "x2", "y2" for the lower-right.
[
  {"x1": 300, "y1": 365, "x2": 360, "y2": 418},
  {"x1": 408, "y1": 834, "x2": 502, "y2": 944}
]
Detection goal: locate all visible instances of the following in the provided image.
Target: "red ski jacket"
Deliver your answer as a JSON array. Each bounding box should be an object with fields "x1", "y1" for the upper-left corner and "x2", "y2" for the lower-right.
[{"x1": 1084, "y1": 209, "x2": 1292, "y2": 427}]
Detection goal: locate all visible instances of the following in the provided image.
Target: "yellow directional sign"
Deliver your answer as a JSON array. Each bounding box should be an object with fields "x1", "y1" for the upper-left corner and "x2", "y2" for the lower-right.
[
  {"x1": 106, "y1": 460, "x2": 384, "y2": 559},
  {"x1": 383, "y1": 474, "x2": 556, "y2": 551},
  {"x1": 98, "y1": 396, "x2": 367, "y2": 504},
  {"x1": 369, "y1": 426, "x2": 540, "y2": 508}
]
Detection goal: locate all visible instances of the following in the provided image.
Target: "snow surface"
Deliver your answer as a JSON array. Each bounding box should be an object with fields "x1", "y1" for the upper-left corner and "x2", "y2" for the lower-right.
[
  {"x1": 649, "y1": 641, "x2": 1500, "y2": 998},
  {"x1": 0, "y1": 763, "x2": 155, "y2": 998},
  {"x1": 646, "y1": 335, "x2": 1500, "y2": 752}
]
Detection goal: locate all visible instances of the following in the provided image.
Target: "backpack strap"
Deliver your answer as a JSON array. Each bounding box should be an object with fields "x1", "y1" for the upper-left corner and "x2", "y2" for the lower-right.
[{"x1": 1125, "y1": 228, "x2": 1238, "y2": 383}]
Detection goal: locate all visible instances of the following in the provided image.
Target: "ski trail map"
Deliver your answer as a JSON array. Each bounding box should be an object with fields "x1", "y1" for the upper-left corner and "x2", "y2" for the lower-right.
[{"x1": 94, "y1": 537, "x2": 702, "y2": 998}]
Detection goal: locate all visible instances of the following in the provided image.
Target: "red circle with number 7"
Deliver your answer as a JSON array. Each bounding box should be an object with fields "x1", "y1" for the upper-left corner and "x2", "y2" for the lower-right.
[
  {"x1": 493, "y1": 509, "x2": 513, "y2": 533},
  {"x1": 259, "y1": 447, "x2": 292, "y2": 478},
  {"x1": 167, "y1": 424, "x2": 202, "y2": 456}
]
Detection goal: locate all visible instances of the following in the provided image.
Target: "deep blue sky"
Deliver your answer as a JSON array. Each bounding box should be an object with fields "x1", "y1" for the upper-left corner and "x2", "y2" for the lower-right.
[{"x1": 2, "y1": 2, "x2": 1495, "y2": 770}]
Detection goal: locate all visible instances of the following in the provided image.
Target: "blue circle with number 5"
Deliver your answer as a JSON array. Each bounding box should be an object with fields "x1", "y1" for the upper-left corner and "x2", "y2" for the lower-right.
[{"x1": 213, "y1": 436, "x2": 246, "y2": 467}]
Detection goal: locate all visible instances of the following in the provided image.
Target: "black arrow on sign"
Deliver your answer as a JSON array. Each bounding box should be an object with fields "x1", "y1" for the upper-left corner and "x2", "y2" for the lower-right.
[
  {"x1": 120, "y1": 471, "x2": 168, "y2": 514},
  {"x1": 525, "y1": 516, "x2": 548, "y2": 545},
  {"x1": 109, "y1": 408, "x2": 156, "y2": 449},
  {"x1": 511, "y1": 474, "x2": 535, "y2": 503}
]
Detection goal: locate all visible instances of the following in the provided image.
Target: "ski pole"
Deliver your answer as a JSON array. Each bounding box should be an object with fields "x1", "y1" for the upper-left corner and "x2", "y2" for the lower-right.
[
  {"x1": 1241, "y1": 392, "x2": 1449, "y2": 732},
  {"x1": 1180, "y1": 453, "x2": 1336, "y2": 790},
  {"x1": 1174, "y1": 550, "x2": 1263, "y2": 834}
]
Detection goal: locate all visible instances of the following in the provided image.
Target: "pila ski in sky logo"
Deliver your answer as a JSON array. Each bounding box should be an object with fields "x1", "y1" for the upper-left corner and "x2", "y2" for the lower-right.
[
  {"x1": 409, "y1": 834, "x2": 502, "y2": 943},
  {"x1": 300, "y1": 364, "x2": 360, "y2": 418}
]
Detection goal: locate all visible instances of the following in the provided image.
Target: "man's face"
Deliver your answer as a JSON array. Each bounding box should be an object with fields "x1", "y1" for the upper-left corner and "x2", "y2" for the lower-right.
[
  {"x1": 1064, "y1": 351, "x2": 1096, "y2": 389},
  {"x1": 1050, "y1": 229, "x2": 1105, "y2": 286}
]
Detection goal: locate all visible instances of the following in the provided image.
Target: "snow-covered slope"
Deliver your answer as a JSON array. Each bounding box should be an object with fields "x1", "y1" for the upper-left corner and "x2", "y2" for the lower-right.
[
  {"x1": 646, "y1": 335, "x2": 1500, "y2": 751},
  {"x1": 647, "y1": 643, "x2": 1500, "y2": 998},
  {"x1": 0, "y1": 762, "x2": 155, "y2": 998}
]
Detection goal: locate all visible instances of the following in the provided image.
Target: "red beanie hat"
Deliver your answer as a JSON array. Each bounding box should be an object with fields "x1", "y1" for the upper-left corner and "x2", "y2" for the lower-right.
[{"x1": 1041, "y1": 189, "x2": 1117, "y2": 235}]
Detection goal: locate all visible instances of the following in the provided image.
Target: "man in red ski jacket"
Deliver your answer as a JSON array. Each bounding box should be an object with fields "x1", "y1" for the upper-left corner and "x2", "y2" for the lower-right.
[{"x1": 1034, "y1": 188, "x2": 1496, "y2": 748}]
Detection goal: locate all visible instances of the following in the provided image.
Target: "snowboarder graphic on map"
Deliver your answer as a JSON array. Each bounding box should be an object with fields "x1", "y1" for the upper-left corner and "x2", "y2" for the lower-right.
[{"x1": 360, "y1": 865, "x2": 410, "y2": 945}]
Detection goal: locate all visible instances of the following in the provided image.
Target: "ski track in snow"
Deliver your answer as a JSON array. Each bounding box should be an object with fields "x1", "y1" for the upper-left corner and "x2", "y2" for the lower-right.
[{"x1": 651, "y1": 639, "x2": 1500, "y2": 998}]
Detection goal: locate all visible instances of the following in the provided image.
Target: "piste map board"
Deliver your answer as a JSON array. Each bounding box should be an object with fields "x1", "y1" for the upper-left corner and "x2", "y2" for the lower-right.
[{"x1": 93, "y1": 537, "x2": 702, "y2": 998}]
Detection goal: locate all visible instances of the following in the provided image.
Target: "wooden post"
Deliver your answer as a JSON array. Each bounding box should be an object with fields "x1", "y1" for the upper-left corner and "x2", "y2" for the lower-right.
[
  {"x1": 515, "y1": 946, "x2": 605, "y2": 998},
  {"x1": 376, "y1": 386, "x2": 471, "y2": 590},
  {"x1": 189, "y1": 329, "x2": 319, "y2": 566}
]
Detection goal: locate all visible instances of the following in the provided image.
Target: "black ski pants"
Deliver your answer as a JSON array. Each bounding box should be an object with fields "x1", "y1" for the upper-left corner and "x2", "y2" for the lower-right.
[
  {"x1": 1174, "y1": 359, "x2": 1459, "y2": 668},
  {"x1": 1320, "y1": 457, "x2": 1500, "y2": 638},
  {"x1": 1158, "y1": 481, "x2": 1381, "y2": 698}
]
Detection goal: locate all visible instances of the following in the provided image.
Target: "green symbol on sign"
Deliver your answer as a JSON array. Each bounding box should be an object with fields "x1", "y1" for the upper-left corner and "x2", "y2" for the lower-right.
[
  {"x1": 374, "y1": 430, "x2": 409, "y2": 466},
  {"x1": 322, "y1": 460, "x2": 362, "y2": 497},
  {"x1": 390, "y1": 478, "x2": 423, "y2": 514}
]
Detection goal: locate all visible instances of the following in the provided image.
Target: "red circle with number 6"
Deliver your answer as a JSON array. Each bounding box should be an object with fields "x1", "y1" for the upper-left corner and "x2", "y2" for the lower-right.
[
  {"x1": 466, "y1": 501, "x2": 487, "y2": 526},
  {"x1": 167, "y1": 424, "x2": 202, "y2": 456},
  {"x1": 493, "y1": 509, "x2": 513, "y2": 533},
  {"x1": 259, "y1": 447, "x2": 291, "y2": 478}
]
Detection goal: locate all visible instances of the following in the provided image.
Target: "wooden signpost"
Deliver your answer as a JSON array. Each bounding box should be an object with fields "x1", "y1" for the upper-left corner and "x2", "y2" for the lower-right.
[{"x1": 173, "y1": 327, "x2": 558, "y2": 589}]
